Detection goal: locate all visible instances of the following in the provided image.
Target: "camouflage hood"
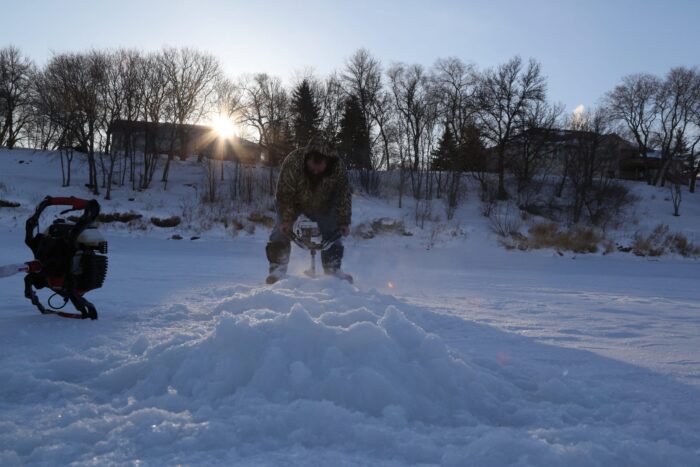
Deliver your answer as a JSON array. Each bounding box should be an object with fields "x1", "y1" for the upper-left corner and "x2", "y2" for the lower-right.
[
  {"x1": 275, "y1": 135, "x2": 352, "y2": 226},
  {"x1": 302, "y1": 134, "x2": 339, "y2": 160}
]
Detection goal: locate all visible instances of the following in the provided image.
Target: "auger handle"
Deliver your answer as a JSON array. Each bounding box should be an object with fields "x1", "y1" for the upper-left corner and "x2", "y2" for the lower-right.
[
  {"x1": 290, "y1": 229, "x2": 342, "y2": 251},
  {"x1": 45, "y1": 197, "x2": 90, "y2": 210},
  {"x1": 25, "y1": 196, "x2": 101, "y2": 250}
]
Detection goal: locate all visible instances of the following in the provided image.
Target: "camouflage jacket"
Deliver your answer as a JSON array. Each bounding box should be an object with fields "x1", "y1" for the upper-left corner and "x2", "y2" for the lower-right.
[{"x1": 275, "y1": 139, "x2": 352, "y2": 226}]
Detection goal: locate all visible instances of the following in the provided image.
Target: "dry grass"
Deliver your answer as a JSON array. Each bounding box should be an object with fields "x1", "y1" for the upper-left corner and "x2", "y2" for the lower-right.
[
  {"x1": 516, "y1": 222, "x2": 603, "y2": 254},
  {"x1": 667, "y1": 233, "x2": 700, "y2": 257},
  {"x1": 631, "y1": 224, "x2": 668, "y2": 257},
  {"x1": 231, "y1": 217, "x2": 245, "y2": 231},
  {"x1": 632, "y1": 224, "x2": 700, "y2": 258}
]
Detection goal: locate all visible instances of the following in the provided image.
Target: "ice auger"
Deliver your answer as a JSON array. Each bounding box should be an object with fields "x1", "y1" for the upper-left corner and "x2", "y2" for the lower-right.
[
  {"x1": 289, "y1": 217, "x2": 342, "y2": 278},
  {"x1": 19, "y1": 196, "x2": 108, "y2": 319}
]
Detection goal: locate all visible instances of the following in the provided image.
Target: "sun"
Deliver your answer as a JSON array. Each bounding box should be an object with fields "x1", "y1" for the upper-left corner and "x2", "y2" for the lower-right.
[{"x1": 210, "y1": 114, "x2": 237, "y2": 139}]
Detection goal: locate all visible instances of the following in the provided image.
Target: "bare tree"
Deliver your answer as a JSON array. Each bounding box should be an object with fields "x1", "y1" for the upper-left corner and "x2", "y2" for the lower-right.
[
  {"x1": 388, "y1": 63, "x2": 439, "y2": 200},
  {"x1": 476, "y1": 56, "x2": 547, "y2": 199},
  {"x1": 100, "y1": 49, "x2": 145, "y2": 199},
  {"x1": 670, "y1": 179, "x2": 682, "y2": 216},
  {"x1": 652, "y1": 67, "x2": 700, "y2": 186},
  {"x1": 138, "y1": 52, "x2": 170, "y2": 190},
  {"x1": 81, "y1": 51, "x2": 108, "y2": 195},
  {"x1": 564, "y1": 108, "x2": 629, "y2": 226},
  {"x1": 342, "y1": 48, "x2": 383, "y2": 166},
  {"x1": 213, "y1": 77, "x2": 244, "y2": 182},
  {"x1": 508, "y1": 101, "x2": 564, "y2": 197},
  {"x1": 432, "y1": 57, "x2": 478, "y2": 140},
  {"x1": 239, "y1": 73, "x2": 290, "y2": 193},
  {"x1": 30, "y1": 69, "x2": 62, "y2": 151},
  {"x1": 0, "y1": 46, "x2": 36, "y2": 148},
  {"x1": 687, "y1": 100, "x2": 700, "y2": 193},
  {"x1": 318, "y1": 71, "x2": 345, "y2": 143},
  {"x1": 160, "y1": 47, "x2": 222, "y2": 187},
  {"x1": 34, "y1": 66, "x2": 74, "y2": 185},
  {"x1": 215, "y1": 77, "x2": 244, "y2": 121},
  {"x1": 240, "y1": 73, "x2": 290, "y2": 162},
  {"x1": 342, "y1": 49, "x2": 382, "y2": 127},
  {"x1": 387, "y1": 63, "x2": 439, "y2": 187},
  {"x1": 117, "y1": 51, "x2": 147, "y2": 188},
  {"x1": 38, "y1": 51, "x2": 107, "y2": 194},
  {"x1": 369, "y1": 90, "x2": 399, "y2": 171},
  {"x1": 605, "y1": 73, "x2": 661, "y2": 184}
]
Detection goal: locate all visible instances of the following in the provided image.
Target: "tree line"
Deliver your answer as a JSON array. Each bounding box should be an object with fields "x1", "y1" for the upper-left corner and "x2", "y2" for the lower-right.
[{"x1": 1, "y1": 45, "x2": 699, "y2": 211}]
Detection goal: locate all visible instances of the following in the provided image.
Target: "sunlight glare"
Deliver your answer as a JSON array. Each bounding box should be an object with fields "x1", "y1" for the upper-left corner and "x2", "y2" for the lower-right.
[{"x1": 211, "y1": 115, "x2": 237, "y2": 139}]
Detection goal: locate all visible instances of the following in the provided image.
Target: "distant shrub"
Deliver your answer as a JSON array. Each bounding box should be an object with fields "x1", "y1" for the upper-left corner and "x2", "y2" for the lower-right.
[
  {"x1": 231, "y1": 217, "x2": 245, "y2": 231},
  {"x1": 488, "y1": 202, "x2": 522, "y2": 238},
  {"x1": 602, "y1": 239, "x2": 616, "y2": 255},
  {"x1": 0, "y1": 199, "x2": 20, "y2": 208},
  {"x1": 247, "y1": 212, "x2": 275, "y2": 228},
  {"x1": 353, "y1": 218, "x2": 407, "y2": 240},
  {"x1": 371, "y1": 217, "x2": 406, "y2": 235},
  {"x1": 353, "y1": 222, "x2": 375, "y2": 239},
  {"x1": 518, "y1": 203, "x2": 545, "y2": 218},
  {"x1": 151, "y1": 216, "x2": 182, "y2": 228},
  {"x1": 100, "y1": 212, "x2": 143, "y2": 223},
  {"x1": 68, "y1": 211, "x2": 143, "y2": 223},
  {"x1": 587, "y1": 182, "x2": 636, "y2": 229}
]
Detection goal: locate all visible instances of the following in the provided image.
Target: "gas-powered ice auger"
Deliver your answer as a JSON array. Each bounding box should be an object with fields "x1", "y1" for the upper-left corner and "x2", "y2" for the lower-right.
[
  {"x1": 289, "y1": 217, "x2": 342, "y2": 279},
  {"x1": 1, "y1": 196, "x2": 108, "y2": 319}
]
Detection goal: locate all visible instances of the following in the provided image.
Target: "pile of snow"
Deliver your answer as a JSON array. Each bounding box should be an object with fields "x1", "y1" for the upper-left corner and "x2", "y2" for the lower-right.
[{"x1": 1, "y1": 277, "x2": 699, "y2": 466}]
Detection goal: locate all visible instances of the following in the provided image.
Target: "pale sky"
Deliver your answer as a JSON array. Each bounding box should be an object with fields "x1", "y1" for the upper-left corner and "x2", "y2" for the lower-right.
[{"x1": 2, "y1": 0, "x2": 699, "y2": 113}]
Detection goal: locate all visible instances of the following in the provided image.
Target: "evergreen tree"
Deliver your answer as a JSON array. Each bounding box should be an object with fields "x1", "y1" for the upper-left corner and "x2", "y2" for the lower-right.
[
  {"x1": 337, "y1": 94, "x2": 372, "y2": 169},
  {"x1": 431, "y1": 127, "x2": 459, "y2": 171},
  {"x1": 459, "y1": 123, "x2": 487, "y2": 172},
  {"x1": 290, "y1": 79, "x2": 321, "y2": 148}
]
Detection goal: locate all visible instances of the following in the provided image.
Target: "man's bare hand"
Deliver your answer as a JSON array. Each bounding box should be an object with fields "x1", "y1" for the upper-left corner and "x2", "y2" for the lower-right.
[
  {"x1": 281, "y1": 221, "x2": 293, "y2": 235},
  {"x1": 340, "y1": 225, "x2": 350, "y2": 237}
]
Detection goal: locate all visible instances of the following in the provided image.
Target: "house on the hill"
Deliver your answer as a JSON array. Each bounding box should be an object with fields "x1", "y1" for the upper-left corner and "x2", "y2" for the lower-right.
[
  {"x1": 108, "y1": 120, "x2": 263, "y2": 165},
  {"x1": 504, "y1": 128, "x2": 649, "y2": 180}
]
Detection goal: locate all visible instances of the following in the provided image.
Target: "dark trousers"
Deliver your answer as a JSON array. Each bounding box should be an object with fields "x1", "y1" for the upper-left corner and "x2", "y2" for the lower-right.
[{"x1": 267, "y1": 209, "x2": 344, "y2": 273}]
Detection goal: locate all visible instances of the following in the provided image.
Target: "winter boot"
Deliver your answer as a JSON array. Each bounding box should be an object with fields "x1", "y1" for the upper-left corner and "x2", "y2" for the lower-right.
[
  {"x1": 321, "y1": 243, "x2": 353, "y2": 284},
  {"x1": 266, "y1": 241, "x2": 290, "y2": 284}
]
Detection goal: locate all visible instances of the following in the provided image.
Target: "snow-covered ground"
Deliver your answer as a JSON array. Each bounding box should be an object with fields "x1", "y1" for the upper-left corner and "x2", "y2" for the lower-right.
[{"x1": 1, "y1": 148, "x2": 699, "y2": 466}]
